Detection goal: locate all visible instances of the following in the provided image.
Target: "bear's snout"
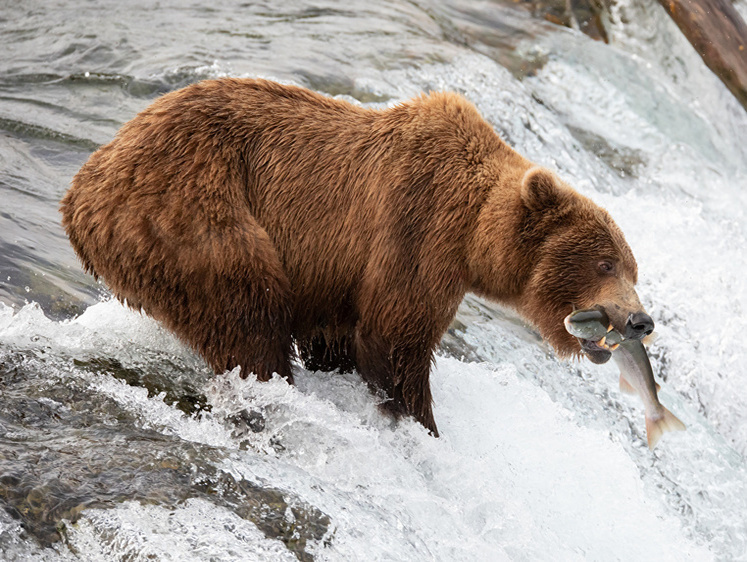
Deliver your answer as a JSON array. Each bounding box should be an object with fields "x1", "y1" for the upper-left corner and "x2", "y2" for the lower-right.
[{"x1": 624, "y1": 312, "x2": 655, "y2": 340}]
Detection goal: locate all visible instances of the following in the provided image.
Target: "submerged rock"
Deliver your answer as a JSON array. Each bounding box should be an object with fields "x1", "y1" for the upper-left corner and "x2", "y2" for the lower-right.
[{"x1": 0, "y1": 352, "x2": 331, "y2": 560}]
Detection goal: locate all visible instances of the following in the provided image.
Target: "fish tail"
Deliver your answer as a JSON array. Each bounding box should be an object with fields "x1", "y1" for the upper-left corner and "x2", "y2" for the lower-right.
[{"x1": 645, "y1": 406, "x2": 686, "y2": 449}]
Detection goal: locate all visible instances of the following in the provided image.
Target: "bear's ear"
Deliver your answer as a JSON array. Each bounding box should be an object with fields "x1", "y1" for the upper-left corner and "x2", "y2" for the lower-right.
[{"x1": 520, "y1": 167, "x2": 566, "y2": 212}]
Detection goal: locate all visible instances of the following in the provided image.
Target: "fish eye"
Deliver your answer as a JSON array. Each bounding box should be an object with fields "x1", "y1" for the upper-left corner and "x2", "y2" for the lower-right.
[{"x1": 598, "y1": 260, "x2": 615, "y2": 275}]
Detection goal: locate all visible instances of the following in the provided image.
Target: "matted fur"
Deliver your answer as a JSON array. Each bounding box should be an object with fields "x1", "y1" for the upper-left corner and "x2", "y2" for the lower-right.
[{"x1": 61, "y1": 78, "x2": 645, "y2": 436}]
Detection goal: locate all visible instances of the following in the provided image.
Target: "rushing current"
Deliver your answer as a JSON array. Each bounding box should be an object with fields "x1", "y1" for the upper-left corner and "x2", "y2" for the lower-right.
[{"x1": 1, "y1": 0, "x2": 747, "y2": 560}]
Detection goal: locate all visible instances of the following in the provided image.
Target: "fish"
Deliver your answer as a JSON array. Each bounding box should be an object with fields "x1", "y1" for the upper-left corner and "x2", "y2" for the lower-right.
[
  {"x1": 612, "y1": 339, "x2": 686, "y2": 448},
  {"x1": 564, "y1": 309, "x2": 686, "y2": 449}
]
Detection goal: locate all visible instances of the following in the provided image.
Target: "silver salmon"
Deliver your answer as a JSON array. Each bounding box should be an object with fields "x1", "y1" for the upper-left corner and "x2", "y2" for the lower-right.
[
  {"x1": 613, "y1": 339, "x2": 685, "y2": 448},
  {"x1": 565, "y1": 309, "x2": 685, "y2": 449}
]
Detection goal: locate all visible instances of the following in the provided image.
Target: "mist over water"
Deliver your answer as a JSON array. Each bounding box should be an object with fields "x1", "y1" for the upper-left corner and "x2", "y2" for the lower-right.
[{"x1": 1, "y1": 0, "x2": 746, "y2": 560}]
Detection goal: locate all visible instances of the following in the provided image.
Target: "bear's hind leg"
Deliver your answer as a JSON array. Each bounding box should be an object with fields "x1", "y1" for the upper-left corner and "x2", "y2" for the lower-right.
[
  {"x1": 188, "y1": 226, "x2": 295, "y2": 382},
  {"x1": 115, "y1": 218, "x2": 296, "y2": 383}
]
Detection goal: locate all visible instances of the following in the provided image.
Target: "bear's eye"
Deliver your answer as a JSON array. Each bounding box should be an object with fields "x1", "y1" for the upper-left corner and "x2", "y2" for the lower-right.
[{"x1": 598, "y1": 260, "x2": 615, "y2": 275}]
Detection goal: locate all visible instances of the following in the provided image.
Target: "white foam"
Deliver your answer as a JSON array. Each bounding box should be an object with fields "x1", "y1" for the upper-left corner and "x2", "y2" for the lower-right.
[{"x1": 215, "y1": 358, "x2": 712, "y2": 561}]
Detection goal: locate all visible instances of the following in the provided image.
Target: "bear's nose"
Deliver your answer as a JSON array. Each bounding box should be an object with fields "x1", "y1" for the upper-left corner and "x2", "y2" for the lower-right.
[{"x1": 625, "y1": 312, "x2": 655, "y2": 340}]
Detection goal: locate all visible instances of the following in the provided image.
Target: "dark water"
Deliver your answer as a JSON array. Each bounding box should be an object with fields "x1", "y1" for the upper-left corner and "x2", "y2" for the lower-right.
[{"x1": 2, "y1": 0, "x2": 747, "y2": 560}]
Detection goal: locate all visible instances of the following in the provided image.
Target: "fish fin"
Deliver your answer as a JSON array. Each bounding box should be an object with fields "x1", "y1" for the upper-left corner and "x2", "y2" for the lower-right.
[
  {"x1": 619, "y1": 375, "x2": 637, "y2": 395},
  {"x1": 620, "y1": 375, "x2": 660, "y2": 395},
  {"x1": 645, "y1": 406, "x2": 686, "y2": 449}
]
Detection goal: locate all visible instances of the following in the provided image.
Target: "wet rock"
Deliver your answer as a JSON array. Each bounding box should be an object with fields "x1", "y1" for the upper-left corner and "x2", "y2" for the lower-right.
[
  {"x1": 656, "y1": 0, "x2": 747, "y2": 113},
  {"x1": 530, "y1": 0, "x2": 611, "y2": 41},
  {"x1": 228, "y1": 408, "x2": 267, "y2": 437},
  {"x1": 194, "y1": 470, "x2": 331, "y2": 562},
  {"x1": 494, "y1": 0, "x2": 612, "y2": 42},
  {"x1": 73, "y1": 356, "x2": 210, "y2": 417},
  {"x1": 439, "y1": 322, "x2": 485, "y2": 364},
  {"x1": 565, "y1": 125, "x2": 647, "y2": 179}
]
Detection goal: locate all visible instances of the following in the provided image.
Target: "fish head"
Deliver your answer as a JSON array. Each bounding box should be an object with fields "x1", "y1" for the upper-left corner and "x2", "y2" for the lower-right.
[
  {"x1": 564, "y1": 307, "x2": 625, "y2": 364},
  {"x1": 563, "y1": 309, "x2": 610, "y2": 340}
]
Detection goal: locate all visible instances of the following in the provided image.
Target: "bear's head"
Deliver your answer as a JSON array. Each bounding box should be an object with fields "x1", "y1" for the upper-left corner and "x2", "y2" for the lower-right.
[{"x1": 517, "y1": 167, "x2": 653, "y2": 364}]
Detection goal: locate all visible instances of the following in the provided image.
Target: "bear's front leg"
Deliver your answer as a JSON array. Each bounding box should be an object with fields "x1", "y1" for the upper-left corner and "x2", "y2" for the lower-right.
[{"x1": 354, "y1": 322, "x2": 440, "y2": 437}]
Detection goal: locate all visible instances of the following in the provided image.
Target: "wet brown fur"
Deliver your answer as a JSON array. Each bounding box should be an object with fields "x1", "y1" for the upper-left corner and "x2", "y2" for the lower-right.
[{"x1": 61, "y1": 78, "x2": 644, "y2": 436}]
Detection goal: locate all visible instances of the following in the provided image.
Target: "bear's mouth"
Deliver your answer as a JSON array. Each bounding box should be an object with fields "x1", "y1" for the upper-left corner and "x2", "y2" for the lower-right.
[
  {"x1": 564, "y1": 307, "x2": 623, "y2": 365},
  {"x1": 579, "y1": 338, "x2": 613, "y2": 364}
]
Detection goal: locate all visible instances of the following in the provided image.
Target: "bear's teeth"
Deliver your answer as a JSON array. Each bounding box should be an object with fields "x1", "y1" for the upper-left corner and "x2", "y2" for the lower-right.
[
  {"x1": 598, "y1": 336, "x2": 607, "y2": 348},
  {"x1": 609, "y1": 343, "x2": 620, "y2": 351},
  {"x1": 607, "y1": 324, "x2": 614, "y2": 333}
]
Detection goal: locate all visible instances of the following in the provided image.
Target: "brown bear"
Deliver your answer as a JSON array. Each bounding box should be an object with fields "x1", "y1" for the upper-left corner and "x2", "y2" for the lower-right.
[{"x1": 61, "y1": 78, "x2": 653, "y2": 436}]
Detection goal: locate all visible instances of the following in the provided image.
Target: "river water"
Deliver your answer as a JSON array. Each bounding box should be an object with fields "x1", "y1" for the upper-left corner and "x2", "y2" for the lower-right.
[{"x1": 1, "y1": 0, "x2": 747, "y2": 560}]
